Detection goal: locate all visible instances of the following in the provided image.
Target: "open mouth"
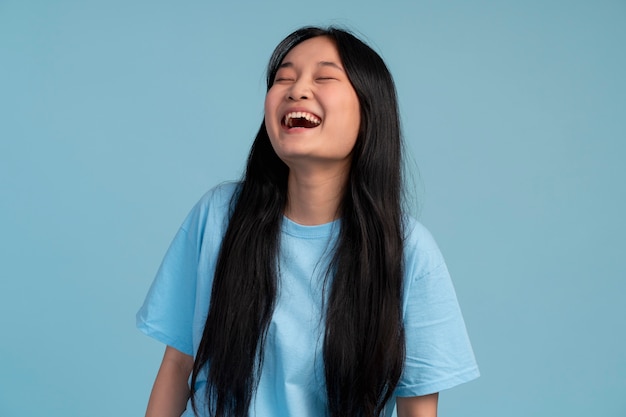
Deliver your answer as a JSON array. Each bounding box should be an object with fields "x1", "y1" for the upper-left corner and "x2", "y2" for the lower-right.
[{"x1": 282, "y1": 111, "x2": 322, "y2": 129}]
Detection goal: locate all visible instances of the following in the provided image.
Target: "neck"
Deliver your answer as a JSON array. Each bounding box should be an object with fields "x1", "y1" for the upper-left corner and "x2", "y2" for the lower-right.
[{"x1": 284, "y1": 167, "x2": 349, "y2": 226}]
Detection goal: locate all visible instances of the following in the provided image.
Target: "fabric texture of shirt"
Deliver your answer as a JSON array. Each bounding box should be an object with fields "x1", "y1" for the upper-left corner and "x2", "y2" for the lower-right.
[{"x1": 136, "y1": 182, "x2": 479, "y2": 416}]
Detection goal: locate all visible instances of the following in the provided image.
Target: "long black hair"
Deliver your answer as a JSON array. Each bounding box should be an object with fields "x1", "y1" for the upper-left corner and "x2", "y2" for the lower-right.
[{"x1": 191, "y1": 26, "x2": 406, "y2": 417}]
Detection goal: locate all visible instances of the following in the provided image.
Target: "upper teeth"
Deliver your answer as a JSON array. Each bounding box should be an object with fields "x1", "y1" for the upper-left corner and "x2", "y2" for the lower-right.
[{"x1": 284, "y1": 111, "x2": 321, "y2": 126}]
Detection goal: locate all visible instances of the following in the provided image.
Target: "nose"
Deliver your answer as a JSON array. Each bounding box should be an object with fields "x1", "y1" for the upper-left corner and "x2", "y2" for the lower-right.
[{"x1": 287, "y1": 78, "x2": 310, "y2": 101}]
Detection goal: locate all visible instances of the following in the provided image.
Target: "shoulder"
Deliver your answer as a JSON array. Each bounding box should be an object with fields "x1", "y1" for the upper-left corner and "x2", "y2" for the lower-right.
[
  {"x1": 179, "y1": 181, "x2": 241, "y2": 246},
  {"x1": 183, "y1": 182, "x2": 240, "y2": 226},
  {"x1": 402, "y1": 215, "x2": 448, "y2": 282},
  {"x1": 193, "y1": 181, "x2": 241, "y2": 216}
]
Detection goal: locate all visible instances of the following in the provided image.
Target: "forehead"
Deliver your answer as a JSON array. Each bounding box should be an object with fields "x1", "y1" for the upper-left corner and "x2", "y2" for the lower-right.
[{"x1": 280, "y1": 36, "x2": 342, "y2": 67}]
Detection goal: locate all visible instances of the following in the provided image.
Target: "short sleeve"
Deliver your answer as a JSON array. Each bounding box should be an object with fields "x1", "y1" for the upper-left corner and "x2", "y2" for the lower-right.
[
  {"x1": 135, "y1": 208, "x2": 203, "y2": 356},
  {"x1": 395, "y1": 220, "x2": 480, "y2": 397}
]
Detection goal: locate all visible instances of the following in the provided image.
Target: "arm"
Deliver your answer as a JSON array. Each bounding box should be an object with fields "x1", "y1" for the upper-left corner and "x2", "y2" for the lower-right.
[
  {"x1": 396, "y1": 393, "x2": 439, "y2": 417},
  {"x1": 145, "y1": 346, "x2": 194, "y2": 417}
]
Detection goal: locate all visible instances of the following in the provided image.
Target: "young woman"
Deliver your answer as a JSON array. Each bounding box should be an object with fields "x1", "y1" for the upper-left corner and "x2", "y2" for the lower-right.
[{"x1": 137, "y1": 26, "x2": 479, "y2": 417}]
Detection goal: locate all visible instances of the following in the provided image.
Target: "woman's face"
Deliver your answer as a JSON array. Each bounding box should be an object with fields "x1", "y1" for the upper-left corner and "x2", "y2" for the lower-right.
[{"x1": 264, "y1": 36, "x2": 361, "y2": 172}]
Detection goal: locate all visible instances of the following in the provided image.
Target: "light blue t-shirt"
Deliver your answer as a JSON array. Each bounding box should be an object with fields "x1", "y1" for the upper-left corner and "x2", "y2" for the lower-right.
[{"x1": 137, "y1": 182, "x2": 479, "y2": 416}]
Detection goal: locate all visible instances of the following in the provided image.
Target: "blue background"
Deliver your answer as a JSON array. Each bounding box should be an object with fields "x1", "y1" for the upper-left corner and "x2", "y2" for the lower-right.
[{"x1": 1, "y1": 0, "x2": 624, "y2": 416}]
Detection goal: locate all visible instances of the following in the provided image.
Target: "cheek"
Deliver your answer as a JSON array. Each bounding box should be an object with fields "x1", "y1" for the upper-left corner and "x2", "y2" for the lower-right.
[
  {"x1": 264, "y1": 86, "x2": 282, "y2": 113},
  {"x1": 264, "y1": 90, "x2": 281, "y2": 136},
  {"x1": 342, "y1": 95, "x2": 361, "y2": 140}
]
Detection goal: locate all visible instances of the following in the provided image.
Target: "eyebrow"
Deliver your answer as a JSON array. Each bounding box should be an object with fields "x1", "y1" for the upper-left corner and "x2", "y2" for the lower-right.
[{"x1": 279, "y1": 61, "x2": 345, "y2": 71}]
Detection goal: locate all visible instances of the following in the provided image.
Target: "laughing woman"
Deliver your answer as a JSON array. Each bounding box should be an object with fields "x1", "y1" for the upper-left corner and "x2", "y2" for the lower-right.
[{"x1": 137, "y1": 26, "x2": 479, "y2": 417}]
